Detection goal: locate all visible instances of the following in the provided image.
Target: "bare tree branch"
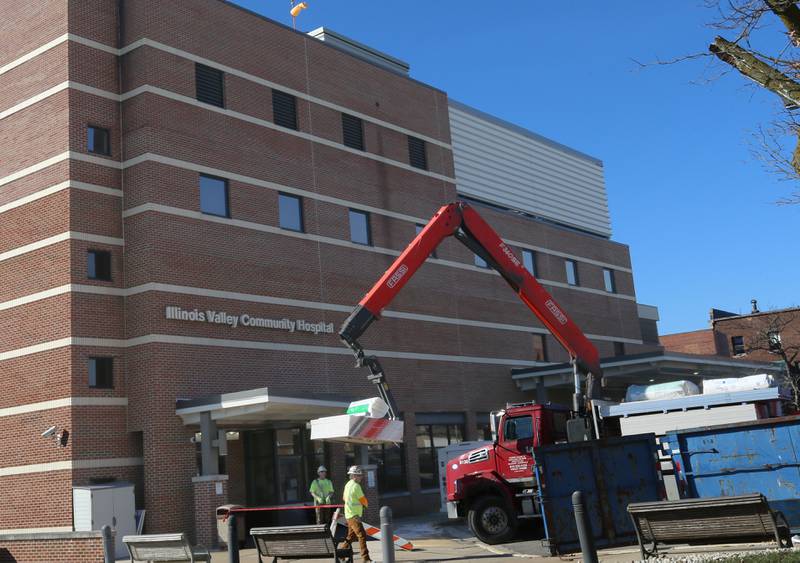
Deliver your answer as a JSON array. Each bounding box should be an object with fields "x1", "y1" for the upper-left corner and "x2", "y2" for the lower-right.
[
  {"x1": 745, "y1": 312, "x2": 800, "y2": 410},
  {"x1": 710, "y1": 36, "x2": 800, "y2": 106}
]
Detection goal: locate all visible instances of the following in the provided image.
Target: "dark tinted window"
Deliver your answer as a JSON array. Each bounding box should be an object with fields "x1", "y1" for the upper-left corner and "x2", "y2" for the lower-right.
[
  {"x1": 87, "y1": 126, "x2": 110, "y2": 155},
  {"x1": 199, "y1": 175, "x2": 229, "y2": 217},
  {"x1": 278, "y1": 193, "x2": 304, "y2": 232},
  {"x1": 368, "y1": 443, "x2": 406, "y2": 493},
  {"x1": 504, "y1": 416, "x2": 533, "y2": 441},
  {"x1": 341, "y1": 113, "x2": 364, "y2": 150},
  {"x1": 416, "y1": 423, "x2": 463, "y2": 489},
  {"x1": 731, "y1": 335, "x2": 746, "y2": 355},
  {"x1": 89, "y1": 357, "x2": 113, "y2": 388},
  {"x1": 614, "y1": 341, "x2": 625, "y2": 356},
  {"x1": 195, "y1": 63, "x2": 224, "y2": 107},
  {"x1": 408, "y1": 136, "x2": 428, "y2": 170},
  {"x1": 273, "y1": 90, "x2": 298, "y2": 130},
  {"x1": 349, "y1": 209, "x2": 371, "y2": 245},
  {"x1": 87, "y1": 250, "x2": 112, "y2": 281}
]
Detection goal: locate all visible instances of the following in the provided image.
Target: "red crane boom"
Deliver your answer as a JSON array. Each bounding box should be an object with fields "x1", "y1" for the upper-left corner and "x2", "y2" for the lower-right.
[{"x1": 339, "y1": 202, "x2": 602, "y2": 420}]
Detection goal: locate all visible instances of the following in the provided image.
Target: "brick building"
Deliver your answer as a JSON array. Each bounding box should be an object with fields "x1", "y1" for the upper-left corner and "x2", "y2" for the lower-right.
[
  {"x1": 0, "y1": 0, "x2": 660, "y2": 543},
  {"x1": 663, "y1": 300, "x2": 800, "y2": 365}
]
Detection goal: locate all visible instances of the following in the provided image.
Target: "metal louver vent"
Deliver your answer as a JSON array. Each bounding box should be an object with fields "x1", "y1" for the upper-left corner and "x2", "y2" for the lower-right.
[
  {"x1": 468, "y1": 448, "x2": 489, "y2": 464},
  {"x1": 195, "y1": 63, "x2": 224, "y2": 108},
  {"x1": 342, "y1": 113, "x2": 364, "y2": 150},
  {"x1": 273, "y1": 89, "x2": 298, "y2": 130},
  {"x1": 408, "y1": 135, "x2": 427, "y2": 170}
]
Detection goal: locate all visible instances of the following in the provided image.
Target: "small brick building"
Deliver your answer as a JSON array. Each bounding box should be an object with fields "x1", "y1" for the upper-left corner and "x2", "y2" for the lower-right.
[
  {"x1": 662, "y1": 301, "x2": 800, "y2": 364},
  {"x1": 0, "y1": 0, "x2": 661, "y2": 546}
]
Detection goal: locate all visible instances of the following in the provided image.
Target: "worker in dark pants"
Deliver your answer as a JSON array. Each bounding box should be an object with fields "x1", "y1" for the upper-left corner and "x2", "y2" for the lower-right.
[
  {"x1": 339, "y1": 465, "x2": 371, "y2": 562},
  {"x1": 309, "y1": 465, "x2": 334, "y2": 525}
]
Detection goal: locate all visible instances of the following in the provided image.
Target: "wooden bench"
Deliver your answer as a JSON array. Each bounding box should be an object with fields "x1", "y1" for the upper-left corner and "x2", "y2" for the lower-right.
[
  {"x1": 627, "y1": 494, "x2": 792, "y2": 559},
  {"x1": 251, "y1": 524, "x2": 353, "y2": 563},
  {"x1": 122, "y1": 533, "x2": 211, "y2": 562}
]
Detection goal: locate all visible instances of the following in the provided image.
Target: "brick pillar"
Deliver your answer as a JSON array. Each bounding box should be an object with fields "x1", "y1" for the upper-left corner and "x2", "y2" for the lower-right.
[{"x1": 192, "y1": 475, "x2": 229, "y2": 550}]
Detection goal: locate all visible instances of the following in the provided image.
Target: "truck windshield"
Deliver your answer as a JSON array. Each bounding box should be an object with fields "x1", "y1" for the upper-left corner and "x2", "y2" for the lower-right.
[{"x1": 504, "y1": 416, "x2": 533, "y2": 441}]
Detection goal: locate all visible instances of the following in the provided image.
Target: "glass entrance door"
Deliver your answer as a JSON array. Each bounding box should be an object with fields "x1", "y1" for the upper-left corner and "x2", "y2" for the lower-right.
[{"x1": 244, "y1": 426, "x2": 329, "y2": 506}]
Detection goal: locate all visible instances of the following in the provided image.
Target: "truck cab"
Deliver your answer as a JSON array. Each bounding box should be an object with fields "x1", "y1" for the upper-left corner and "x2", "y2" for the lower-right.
[{"x1": 445, "y1": 402, "x2": 569, "y2": 544}]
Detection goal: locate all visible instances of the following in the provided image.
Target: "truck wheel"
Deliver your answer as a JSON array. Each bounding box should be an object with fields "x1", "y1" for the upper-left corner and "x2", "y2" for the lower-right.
[{"x1": 467, "y1": 496, "x2": 517, "y2": 544}]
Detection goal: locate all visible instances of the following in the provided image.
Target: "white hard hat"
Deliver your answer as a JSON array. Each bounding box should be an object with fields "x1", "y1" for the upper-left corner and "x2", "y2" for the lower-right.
[
  {"x1": 347, "y1": 465, "x2": 364, "y2": 475},
  {"x1": 317, "y1": 465, "x2": 328, "y2": 473}
]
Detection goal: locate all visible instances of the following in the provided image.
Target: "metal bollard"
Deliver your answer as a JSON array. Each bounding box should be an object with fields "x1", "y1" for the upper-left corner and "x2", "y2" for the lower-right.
[
  {"x1": 227, "y1": 513, "x2": 240, "y2": 563},
  {"x1": 572, "y1": 491, "x2": 598, "y2": 563},
  {"x1": 101, "y1": 524, "x2": 114, "y2": 563},
  {"x1": 380, "y1": 506, "x2": 395, "y2": 563}
]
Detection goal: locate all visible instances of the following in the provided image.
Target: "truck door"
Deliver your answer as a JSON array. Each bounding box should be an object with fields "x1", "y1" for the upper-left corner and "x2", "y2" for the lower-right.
[{"x1": 497, "y1": 415, "x2": 535, "y2": 482}]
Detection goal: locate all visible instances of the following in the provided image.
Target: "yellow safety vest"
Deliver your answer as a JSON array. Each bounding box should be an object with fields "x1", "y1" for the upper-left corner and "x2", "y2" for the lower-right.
[
  {"x1": 309, "y1": 478, "x2": 334, "y2": 504},
  {"x1": 343, "y1": 479, "x2": 367, "y2": 519}
]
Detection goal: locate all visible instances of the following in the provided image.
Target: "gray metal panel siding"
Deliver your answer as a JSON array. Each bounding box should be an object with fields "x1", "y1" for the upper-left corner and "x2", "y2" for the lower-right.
[{"x1": 448, "y1": 103, "x2": 612, "y2": 237}]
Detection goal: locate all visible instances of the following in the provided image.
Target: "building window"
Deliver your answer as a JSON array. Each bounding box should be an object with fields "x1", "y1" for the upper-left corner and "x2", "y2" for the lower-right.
[
  {"x1": 87, "y1": 250, "x2": 112, "y2": 281},
  {"x1": 87, "y1": 126, "x2": 110, "y2": 155},
  {"x1": 768, "y1": 331, "x2": 782, "y2": 352},
  {"x1": 731, "y1": 335, "x2": 746, "y2": 356},
  {"x1": 341, "y1": 113, "x2": 364, "y2": 150},
  {"x1": 408, "y1": 136, "x2": 428, "y2": 170},
  {"x1": 195, "y1": 63, "x2": 224, "y2": 107},
  {"x1": 565, "y1": 259, "x2": 579, "y2": 286},
  {"x1": 278, "y1": 193, "x2": 304, "y2": 232},
  {"x1": 415, "y1": 224, "x2": 436, "y2": 257},
  {"x1": 474, "y1": 254, "x2": 489, "y2": 268},
  {"x1": 272, "y1": 89, "x2": 298, "y2": 130},
  {"x1": 199, "y1": 175, "x2": 229, "y2": 217},
  {"x1": 349, "y1": 209, "x2": 371, "y2": 245},
  {"x1": 522, "y1": 249, "x2": 536, "y2": 277},
  {"x1": 532, "y1": 334, "x2": 548, "y2": 362},
  {"x1": 416, "y1": 423, "x2": 463, "y2": 490},
  {"x1": 603, "y1": 269, "x2": 616, "y2": 293},
  {"x1": 89, "y1": 357, "x2": 113, "y2": 388},
  {"x1": 614, "y1": 341, "x2": 625, "y2": 356},
  {"x1": 369, "y1": 444, "x2": 406, "y2": 493}
]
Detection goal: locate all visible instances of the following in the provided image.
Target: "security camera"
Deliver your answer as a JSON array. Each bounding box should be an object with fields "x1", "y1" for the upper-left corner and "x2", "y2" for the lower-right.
[{"x1": 41, "y1": 426, "x2": 57, "y2": 439}]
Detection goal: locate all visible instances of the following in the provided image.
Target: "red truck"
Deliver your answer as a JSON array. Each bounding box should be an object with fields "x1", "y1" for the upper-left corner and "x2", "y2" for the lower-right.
[
  {"x1": 338, "y1": 201, "x2": 605, "y2": 543},
  {"x1": 445, "y1": 402, "x2": 571, "y2": 543}
]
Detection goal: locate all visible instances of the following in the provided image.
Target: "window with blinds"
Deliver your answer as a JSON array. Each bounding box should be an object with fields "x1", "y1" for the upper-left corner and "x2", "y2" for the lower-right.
[
  {"x1": 408, "y1": 135, "x2": 428, "y2": 170},
  {"x1": 272, "y1": 89, "x2": 298, "y2": 130},
  {"x1": 341, "y1": 113, "x2": 364, "y2": 150},
  {"x1": 195, "y1": 63, "x2": 224, "y2": 107}
]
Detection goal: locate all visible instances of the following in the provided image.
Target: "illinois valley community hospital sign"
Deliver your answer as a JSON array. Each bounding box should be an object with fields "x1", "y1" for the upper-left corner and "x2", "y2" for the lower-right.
[{"x1": 165, "y1": 306, "x2": 335, "y2": 334}]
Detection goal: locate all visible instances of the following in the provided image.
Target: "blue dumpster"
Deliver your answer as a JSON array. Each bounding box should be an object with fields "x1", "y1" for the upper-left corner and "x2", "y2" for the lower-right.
[
  {"x1": 533, "y1": 433, "x2": 663, "y2": 554},
  {"x1": 665, "y1": 415, "x2": 800, "y2": 533}
]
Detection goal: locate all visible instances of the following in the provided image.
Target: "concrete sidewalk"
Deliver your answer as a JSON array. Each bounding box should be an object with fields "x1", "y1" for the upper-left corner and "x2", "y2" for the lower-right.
[{"x1": 202, "y1": 514, "x2": 797, "y2": 563}]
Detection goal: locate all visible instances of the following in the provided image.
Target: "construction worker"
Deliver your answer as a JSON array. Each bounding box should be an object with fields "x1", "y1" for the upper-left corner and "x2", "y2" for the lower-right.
[
  {"x1": 309, "y1": 465, "x2": 334, "y2": 525},
  {"x1": 340, "y1": 465, "x2": 371, "y2": 562}
]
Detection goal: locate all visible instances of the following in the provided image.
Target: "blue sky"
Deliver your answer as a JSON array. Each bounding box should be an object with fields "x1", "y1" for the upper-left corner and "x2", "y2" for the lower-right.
[{"x1": 233, "y1": 1, "x2": 799, "y2": 334}]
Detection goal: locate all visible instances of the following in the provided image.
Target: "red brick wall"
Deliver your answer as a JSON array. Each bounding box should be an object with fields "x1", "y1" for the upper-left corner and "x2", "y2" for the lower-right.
[
  {"x1": 0, "y1": 533, "x2": 104, "y2": 563},
  {"x1": 713, "y1": 310, "x2": 800, "y2": 362},
  {"x1": 661, "y1": 329, "x2": 718, "y2": 356}
]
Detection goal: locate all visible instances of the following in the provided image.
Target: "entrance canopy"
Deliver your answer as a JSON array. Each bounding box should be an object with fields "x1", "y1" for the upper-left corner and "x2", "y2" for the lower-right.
[
  {"x1": 511, "y1": 351, "x2": 784, "y2": 394},
  {"x1": 175, "y1": 387, "x2": 350, "y2": 426}
]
